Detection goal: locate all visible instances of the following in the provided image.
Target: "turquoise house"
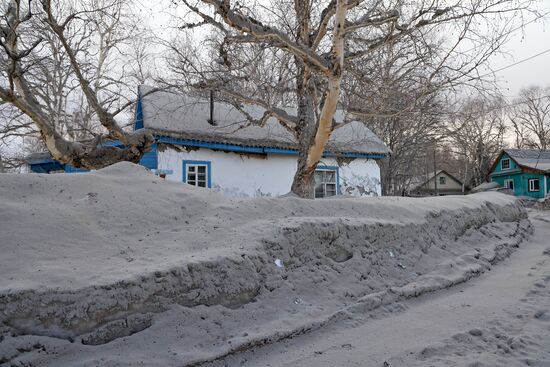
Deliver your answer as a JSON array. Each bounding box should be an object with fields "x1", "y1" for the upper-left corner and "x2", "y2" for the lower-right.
[{"x1": 489, "y1": 149, "x2": 550, "y2": 199}]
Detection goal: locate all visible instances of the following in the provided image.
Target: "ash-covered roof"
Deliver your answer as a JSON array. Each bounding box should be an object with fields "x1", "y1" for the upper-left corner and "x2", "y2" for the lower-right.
[
  {"x1": 26, "y1": 152, "x2": 56, "y2": 163},
  {"x1": 505, "y1": 149, "x2": 550, "y2": 172},
  {"x1": 139, "y1": 86, "x2": 389, "y2": 156}
]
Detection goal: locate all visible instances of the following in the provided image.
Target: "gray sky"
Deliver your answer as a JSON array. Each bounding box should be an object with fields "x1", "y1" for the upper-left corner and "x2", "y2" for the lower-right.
[
  {"x1": 144, "y1": 0, "x2": 550, "y2": 100},
  {"x1": 484, "y1": 3, "x2": 550, "y2": 97}
]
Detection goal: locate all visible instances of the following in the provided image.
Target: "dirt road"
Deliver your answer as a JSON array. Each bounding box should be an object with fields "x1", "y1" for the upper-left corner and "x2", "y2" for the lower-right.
[{"x1": 209, "y1": 210, "x2": 550, "y2": 367}]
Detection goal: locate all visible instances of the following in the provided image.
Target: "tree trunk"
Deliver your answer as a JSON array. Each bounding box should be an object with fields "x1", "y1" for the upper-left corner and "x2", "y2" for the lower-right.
[
  {"x1": 291, "y1": 114, "x2": 318, "y2": 197},
  {"x1": 290, "y1": 59, "x2": 318, "y2": 198},
  {"x1": 290, "y1": 0, "x2": 346, "y2": 198}
]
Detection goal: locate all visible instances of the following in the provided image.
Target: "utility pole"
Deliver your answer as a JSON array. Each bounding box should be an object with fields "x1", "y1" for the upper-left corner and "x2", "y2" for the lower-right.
[
  {"x1": 207, "y1": 90, "x2": 216, "y2": 126},
  {"x1": 433, "y1": 144, "x2": 438, "y2": 196}
]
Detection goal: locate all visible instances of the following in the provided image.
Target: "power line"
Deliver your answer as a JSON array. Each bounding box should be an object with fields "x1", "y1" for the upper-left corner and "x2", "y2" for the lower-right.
[
  {"x1": 479, "y1": 93, "x2": 550, "y2": 116},
  {"x1": 461, "y1": 11, "x2": 550, "y2": 54},
  {"x1": 472, "y1": 48, "x2": 550, "y2": 80}
]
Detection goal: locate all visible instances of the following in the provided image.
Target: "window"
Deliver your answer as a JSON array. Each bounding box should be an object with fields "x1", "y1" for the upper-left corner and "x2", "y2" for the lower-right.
[
  {"x1": 314, "y1": 168, "x2": 338, "y2": 198},
  {"x1": 528, "y1": 178, "x2": 540, "y2": 192},
  {"x1": 183, "y1": 161, "x2": 211, "y2": 188},
  {"x1": 439, "y1": 176, "x2": 446, "y2": 185},
  {"x1": 504, "y1": 179, "x2": 514, "y2": 190},
  {"x1": 501, "y1": 158, "x2": 510, "y2": 170}
]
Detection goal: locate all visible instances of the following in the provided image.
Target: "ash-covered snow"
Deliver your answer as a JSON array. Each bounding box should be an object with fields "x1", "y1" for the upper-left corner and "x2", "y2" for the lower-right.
[{"x1": 0, "y1": 162, "x2": 533, "y2": 366}]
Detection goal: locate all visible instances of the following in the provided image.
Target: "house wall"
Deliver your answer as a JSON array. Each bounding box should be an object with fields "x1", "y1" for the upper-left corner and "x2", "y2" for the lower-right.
[
  {"x1": 157, "y1": 146, "x2": 382, "y2": 197},
  {"x1": 493, "y1": 153, "x2": 521, "y2": 173},
  {"x1": 421, "y1": 172, "x2": 464, "y2": 191},
  {"x1": 490, "y1": 153, "x2": 549, "y2": 199},
  {"x1": 492, "y1": 172, "x2": 547, "y2": 199},
  {"x1": 411, "y1": 172, "x2": 466, "y2": 196}
]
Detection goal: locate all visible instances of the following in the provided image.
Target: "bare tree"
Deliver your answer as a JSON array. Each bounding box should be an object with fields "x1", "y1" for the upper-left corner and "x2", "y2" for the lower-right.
[
  {"x1": 509, "y1": 85, "x2": 550, "y2": 150},
  {"x1": 0, "y1": 105, "x2": 38, "y2": 171},
  {"x1": 0, "y1": 0, "x2": 154, "y2": 169},
  {"x1": 341, "y1": 37, "x2": 449, "y2": 195},
  {"x1": 170, "y1": 0, "x2": 536, "y2": 197},
  {"x1": 446, "y1": 96, "x2": 506, "y2": 187}
]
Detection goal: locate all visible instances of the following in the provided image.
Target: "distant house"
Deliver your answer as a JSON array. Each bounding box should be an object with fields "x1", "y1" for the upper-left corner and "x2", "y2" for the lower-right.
[
  {"x1": 408, "y1": 170, "x2": 468, "y2": 196},
  {"x1": 488, "y1": 149, "x2": 550, "y2": 199},
  {"x1": 28, "y1": 87, "x2": 390, "y2": 198}
]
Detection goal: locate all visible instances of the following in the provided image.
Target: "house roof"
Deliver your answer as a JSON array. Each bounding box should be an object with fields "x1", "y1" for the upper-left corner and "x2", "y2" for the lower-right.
[
  {"x1": 409, "y1": 169, "x2": 465, "y2": 191},
  {"x1": 26, "y1": 152, "x2": 55, "y2": 164},
  {"x1": 503, "y1": 149, "x2": 550, "y2": 172},
  {"x1": 139, "y1": 86, "x2": 389, "y2": 156}
]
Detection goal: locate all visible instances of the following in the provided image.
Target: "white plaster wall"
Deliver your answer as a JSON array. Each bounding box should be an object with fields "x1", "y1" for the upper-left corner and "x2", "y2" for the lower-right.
[
  {"x1": 158, "y1": 147, "x2": 381, "y2": 197},
  {"x1": 333, "y1": 158, "x2": 382, "y2": 197}
]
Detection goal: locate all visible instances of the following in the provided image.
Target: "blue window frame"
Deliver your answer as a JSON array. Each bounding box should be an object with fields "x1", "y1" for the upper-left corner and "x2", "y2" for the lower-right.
[
  {"x1": 182, "y1": 160, "x2": 212, "y2": 188},
  {"x1": 314, "y1": 165, "x2": 340, "y2": 198}
]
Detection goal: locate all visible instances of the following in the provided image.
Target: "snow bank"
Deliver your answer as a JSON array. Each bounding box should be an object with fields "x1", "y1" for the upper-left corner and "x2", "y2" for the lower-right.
[
  {"x1": 0, "y1": 163, "x2": 532, "y2": 366},
  {"x1": 470, "y1": 181, "x2": 500, "y2": 193}
]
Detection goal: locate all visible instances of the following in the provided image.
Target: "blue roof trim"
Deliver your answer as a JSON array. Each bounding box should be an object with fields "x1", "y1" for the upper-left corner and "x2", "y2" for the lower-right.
[
  {"x1": 134, "y1": 90, "x2": 144, "y2": 130},
  {"x1": 155, "y1": 135, "x2": 387, "y2": 159},
  {"x1": 28, "y1": 143, "x2": 158, "y2": 173},
  {"x1": 27, "y1": 133, "x2": 387, "y2": 174},
  {"x1": 139, "y1": 143, "x2": 158, "y2": 170},
  {"x1": 158, "y1": 136, "x2": 266, "y2": 154}
]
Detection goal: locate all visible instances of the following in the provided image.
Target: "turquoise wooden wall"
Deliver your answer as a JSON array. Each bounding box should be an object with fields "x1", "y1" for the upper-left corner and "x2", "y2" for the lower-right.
[
  {"x1": 491, "y1": 153, "x2": 548, "y2": 199},
  {"x1": 492, "y1": 153, "x2": 520, "y2": 173}
]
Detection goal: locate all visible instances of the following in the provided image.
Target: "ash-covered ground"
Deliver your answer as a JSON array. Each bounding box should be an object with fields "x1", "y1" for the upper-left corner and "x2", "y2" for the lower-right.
[{"x1": 0, "y1": 162, "x2": 542, "y2": 367}]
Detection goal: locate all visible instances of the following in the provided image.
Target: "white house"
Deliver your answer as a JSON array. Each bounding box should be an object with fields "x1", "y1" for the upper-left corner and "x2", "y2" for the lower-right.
[
  {"x1": 134, "y1": 87, "x2": 389, "y2": 198},
  {"x1": 28, "y1": 87, "x2": 390, "y2": 198}
]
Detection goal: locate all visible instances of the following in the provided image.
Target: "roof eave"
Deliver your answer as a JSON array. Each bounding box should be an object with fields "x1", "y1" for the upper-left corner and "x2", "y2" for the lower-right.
[{"x1": 152, "y1": 131, "x2": 389, "y2": 158}]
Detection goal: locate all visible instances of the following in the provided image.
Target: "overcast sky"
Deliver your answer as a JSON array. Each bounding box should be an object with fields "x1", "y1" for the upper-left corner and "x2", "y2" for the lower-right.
[
  {"x1": 143, "y1": 0, "x2": 550, "y2": 100},
  {"x1": 487, "y1": 3, "x2": 550, "y2": 97}
]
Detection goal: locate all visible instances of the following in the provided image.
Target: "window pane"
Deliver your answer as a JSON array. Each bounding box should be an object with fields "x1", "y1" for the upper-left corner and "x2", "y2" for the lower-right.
[
  {"x1": 198, "y1": 166, "x2": 206, "y2": 174},
  {"x1": 314, "y1": 171, "x2": 323, "y2": 183},
  {"x1": 198, "y1": 181, "x2": 206, "y2": 188},
  {"x1": 315, "y1": 184, "x2": 324, "y2": 198},
  {"x1": 326, "y1": 171, "x2": 335, "y2": 183},
  {"x1": 198, "y1": 173, "x2": 206, "y2": 180},
  {"x1": 326, "y1": 184, "x2": 336, "y2": 196},
  {"x1": 188, "y1": 166, "x2": 195, "y2": 172},
  {"x1": 188, "y1": 179, "x2": 196, "y2": 185},
  {"x1": 188, "y1": 173, "x2": 196, "y2": 181}
]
